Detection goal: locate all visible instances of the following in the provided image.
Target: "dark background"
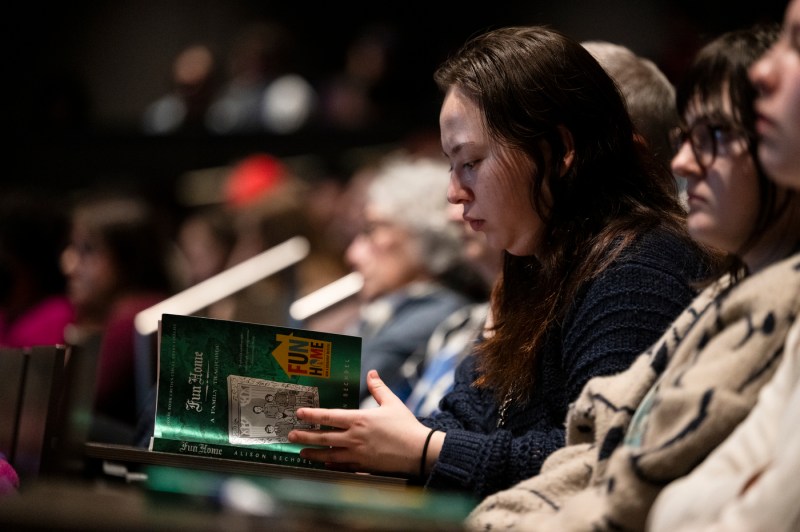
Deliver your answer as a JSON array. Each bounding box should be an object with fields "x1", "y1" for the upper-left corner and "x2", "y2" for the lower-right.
[{"x1": 5, "y1": 0, "x2": 788, "y2": 203}]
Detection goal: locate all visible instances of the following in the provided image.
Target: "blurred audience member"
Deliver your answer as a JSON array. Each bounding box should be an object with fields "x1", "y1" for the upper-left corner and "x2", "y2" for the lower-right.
[
  {"x1": 345, "y1": 154, "x2": 475, "y2": 405},
  {"x1": 403, "y1": 201, "x2": 502, "y2": 417},
  {"x1": 205, "y1": 20, "x2": 316, "y2": 135},
  {"x1": 211, "y1": 153, "x2": 349, "y2": 326},
  {"x1": 316, "y1": 23, "x2": 399, "y2": 131},
  {"x1": 582, "y1": 40, "x2": 685, "y2": 201},
  {"x1": 142, "y1": 43, "x2": 219, "y2": 135},
  {"x1": 175, "y1": 204, "x2": 237, "y2": 288},
  {"x1": 0, "y1": 189, "x2": 74, "y2": 347},
  {"x1": 61, "y1": 190, "x2": 177, "y2": 443},
  {"x1": 582, "y1": 40, "x2": 678, "y2": 169}
]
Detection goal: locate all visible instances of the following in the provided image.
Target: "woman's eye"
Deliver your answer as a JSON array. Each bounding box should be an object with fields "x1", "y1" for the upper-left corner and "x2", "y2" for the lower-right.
[{"x1": 711, "y1": 126, "x2": 737, "y2": 144}]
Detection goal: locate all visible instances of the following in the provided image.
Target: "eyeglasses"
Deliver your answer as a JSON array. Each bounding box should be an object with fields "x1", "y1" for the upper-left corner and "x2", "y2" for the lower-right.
[{"x1": 670, "y1": 121, "x2": 749, "y2": 170}]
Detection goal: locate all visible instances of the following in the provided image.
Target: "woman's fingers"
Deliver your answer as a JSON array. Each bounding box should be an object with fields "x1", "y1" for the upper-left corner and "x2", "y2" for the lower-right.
[
  {"x1": 287, "y1": 375, "x2": 426, "y2": 476},
  {"x1": 289, "y1": 436, "x2": 366, "y2": 472},
  {"x1": 288, "y1": 427, "x2": 344, "y2": 447},
  {"x1": 298, "y1": 445, "x2": 359, "y2": 466},
  {"x1": 295, "y1": 407, "x2": 353, "y2": 429}
]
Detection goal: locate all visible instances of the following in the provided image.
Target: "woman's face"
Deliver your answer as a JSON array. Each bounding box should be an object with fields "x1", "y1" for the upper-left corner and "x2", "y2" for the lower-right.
[
  {"x1": 440, "y1": 86, "x2": 544, "y2": 256},
  {"x1": 345, "y1": 205, "x2": 425, "y2": 302},
  {"x1": 60, "y1": 221, "x2": 118, "y2": 314},
  {"x1": 750, "y1": 0, "x2": 800, "y2": 190},
  {"x1": 671, "y1": 101, "x2": 759, "y2": 254}
]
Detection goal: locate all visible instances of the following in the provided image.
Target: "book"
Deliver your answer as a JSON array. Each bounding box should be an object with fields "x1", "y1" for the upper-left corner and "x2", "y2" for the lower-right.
[{"x1": 149, "y1": 313, "x2": 361, "y2": 470}]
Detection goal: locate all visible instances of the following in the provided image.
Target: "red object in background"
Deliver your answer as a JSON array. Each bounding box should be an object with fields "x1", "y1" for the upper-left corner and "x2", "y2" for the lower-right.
[{"x1": 223, "y1": 153, "x2": 287, "y2": 208}]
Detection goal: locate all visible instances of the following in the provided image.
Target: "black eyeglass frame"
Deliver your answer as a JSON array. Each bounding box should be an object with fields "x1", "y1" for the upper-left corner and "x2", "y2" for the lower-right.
[{"x1": 670, "y1": 120, "x2": 750, "y2": 171}]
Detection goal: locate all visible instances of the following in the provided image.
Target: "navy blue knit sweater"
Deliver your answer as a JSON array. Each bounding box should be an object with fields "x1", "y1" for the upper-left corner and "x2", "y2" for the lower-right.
[{"x1": 422, "y1": 228, "x2": 710, "y2": 501}]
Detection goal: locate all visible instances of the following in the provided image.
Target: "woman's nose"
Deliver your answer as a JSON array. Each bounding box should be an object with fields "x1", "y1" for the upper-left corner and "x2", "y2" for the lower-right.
[
  {"x1": 749, "y1": 44, "x2": 777, "y2": 96},
  {"x1": 671, "y1": 140, "x2": 703, "y2": 181},
  {"x1": 447, "y1": 174, "x2": 469, "y2": 205},
  {"x1": 60, "y1": 246, "x2": 78, "y2": 275}
]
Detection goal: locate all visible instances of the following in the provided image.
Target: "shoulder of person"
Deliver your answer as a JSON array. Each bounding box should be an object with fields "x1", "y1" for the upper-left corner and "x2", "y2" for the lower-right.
[{"x1": 610, "y1": 226, "x2": 707, "y2": 277}]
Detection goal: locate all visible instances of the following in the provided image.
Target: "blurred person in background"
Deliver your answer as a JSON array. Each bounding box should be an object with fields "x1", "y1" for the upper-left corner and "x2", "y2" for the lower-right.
[
  {"x1": 582, "y1": 40, "x2": 686, "y2": 203},
  {"x1": 205, "y1": 20, "x2": 316, "y2": 135},
  {"x1": 61, "y1": 189, "x2": 178, "y2": 444},
  {"x1": 175, "y1": 204, "x2": 237, "y2": 289},
  {"x1": 345, "y1": 153, "x2": 477, "y2": 405},
  {"x1": 0, "y1": 189, "x2": 74, "y2": 347},
  {"x1": 582, "y1": 40, "x2": 679, "y2": 170},
  {"x1": 402, "y1": 200, "x2": 502, "y2": 417},
  {"x1": 142, "y1": 43, "x2": 219, "y2": 135},
  {"x1": 315, "y1": 23, "x2": 399, "y2": 132},
  {"x1": 209, "y1": 152, "x2": 350, "y2": 326}
]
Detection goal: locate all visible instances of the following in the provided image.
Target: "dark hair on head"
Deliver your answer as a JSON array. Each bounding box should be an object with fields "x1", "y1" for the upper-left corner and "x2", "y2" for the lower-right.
[
  {"x1": 582, "y1": 40, "x2": 679, "y2": 170},
  {"x1": 434, "y1": 26, "x2": 698, "y2": 403},
  {"x1": 675, "y1": 23, "x2": 787, "y2": 275},
  {"x1": 0, "y1": 189, "x2": 69, "y2": 304},
  {"x1": 71, "y1": 191, "x2": 175, "y2": 296}
]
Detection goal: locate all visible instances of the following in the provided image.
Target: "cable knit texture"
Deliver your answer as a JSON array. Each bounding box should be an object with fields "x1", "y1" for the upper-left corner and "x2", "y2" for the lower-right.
[
  {"x1": 422, "y1": 228, "x2": 709, "y2": 500},
  {"x1": 467, "y1": 251, "x2": 800, "y2": 531}
]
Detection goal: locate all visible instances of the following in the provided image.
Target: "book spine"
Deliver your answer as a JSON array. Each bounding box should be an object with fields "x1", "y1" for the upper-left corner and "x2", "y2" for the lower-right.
[{"x1": 151, "y1": 437, "x2": 321, "y2": 470}]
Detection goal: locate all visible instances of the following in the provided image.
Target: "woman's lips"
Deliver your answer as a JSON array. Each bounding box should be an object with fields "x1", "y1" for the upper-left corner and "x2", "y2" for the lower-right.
[
  {"x1": 686, "y1": 193, "x2": 706, "y2": 210},
  {"x1": 466, "y1": 218, "x2": 484, "y2": 231},
  {"x1": 754, "y1": 109, "x2": 775, "y2": 137}
]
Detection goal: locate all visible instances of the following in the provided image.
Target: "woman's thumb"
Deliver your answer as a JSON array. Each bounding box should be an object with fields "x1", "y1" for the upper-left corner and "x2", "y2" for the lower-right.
[{"x1": 367, "y1": 369, "x2": 396, "y2": 406}]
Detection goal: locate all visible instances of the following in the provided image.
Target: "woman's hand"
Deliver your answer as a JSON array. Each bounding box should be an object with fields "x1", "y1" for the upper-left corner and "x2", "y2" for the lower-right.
[{"x1": 288, "y1": 369, "x2": 438, "y2": 476}]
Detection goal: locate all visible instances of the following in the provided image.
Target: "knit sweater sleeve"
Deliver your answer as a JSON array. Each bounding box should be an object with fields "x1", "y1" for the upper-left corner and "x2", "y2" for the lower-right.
[{"x1": 422, "y1": 230, "x2": 704, "y2": 500}]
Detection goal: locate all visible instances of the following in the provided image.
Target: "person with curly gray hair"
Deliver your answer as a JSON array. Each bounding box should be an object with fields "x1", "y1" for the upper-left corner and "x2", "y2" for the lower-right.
[{"x1": 347, "y1": 153, "x2": 476, "y2": 405}]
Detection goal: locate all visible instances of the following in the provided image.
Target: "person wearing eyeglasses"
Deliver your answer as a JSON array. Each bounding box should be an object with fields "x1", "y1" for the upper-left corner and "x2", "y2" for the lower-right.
[
  {"x1": 467, "y1": 24, "x2": 800, "y2": 532},
  {"x1": 647, "y1": 5, "x2": 800, "y2": 531}
]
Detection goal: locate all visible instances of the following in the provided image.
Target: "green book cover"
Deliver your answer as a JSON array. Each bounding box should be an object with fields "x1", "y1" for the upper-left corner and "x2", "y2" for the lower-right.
[{"x1": 150, "y1": 313, "x2": 361, "y2": 470}]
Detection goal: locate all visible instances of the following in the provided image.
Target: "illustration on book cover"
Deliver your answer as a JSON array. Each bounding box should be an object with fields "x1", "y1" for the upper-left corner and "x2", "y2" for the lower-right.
[{"x1": 229, "y1": 376, "x2": 318, "y2": 444}]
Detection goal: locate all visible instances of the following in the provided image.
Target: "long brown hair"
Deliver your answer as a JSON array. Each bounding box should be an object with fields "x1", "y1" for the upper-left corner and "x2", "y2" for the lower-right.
[{"x1": 434, "y1": 26, "x2": 694, "y2": 404}]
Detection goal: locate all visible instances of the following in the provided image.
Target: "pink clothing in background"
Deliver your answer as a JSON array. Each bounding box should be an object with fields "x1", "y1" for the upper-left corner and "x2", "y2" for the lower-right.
[
  {"x1": 0, "y1": 453, "x2": 20, "y2": 496},
  {"x1": 0, "y1": 295, "x2": 74, "y2": 348}
]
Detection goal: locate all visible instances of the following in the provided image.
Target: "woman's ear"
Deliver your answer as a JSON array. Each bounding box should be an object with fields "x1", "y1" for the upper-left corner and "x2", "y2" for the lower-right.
[{"x1": 557, "y1": 125, "x2": 575, "y2": 177}]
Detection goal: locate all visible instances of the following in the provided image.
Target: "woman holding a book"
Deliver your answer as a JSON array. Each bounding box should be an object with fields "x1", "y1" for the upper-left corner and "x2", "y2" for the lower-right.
[
  {"x1": 465, "y1": 24, "x2": 800, "y2": 531},
  {"x1": 289, "y1": 26, "x2": 715, "y2": 500}
]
